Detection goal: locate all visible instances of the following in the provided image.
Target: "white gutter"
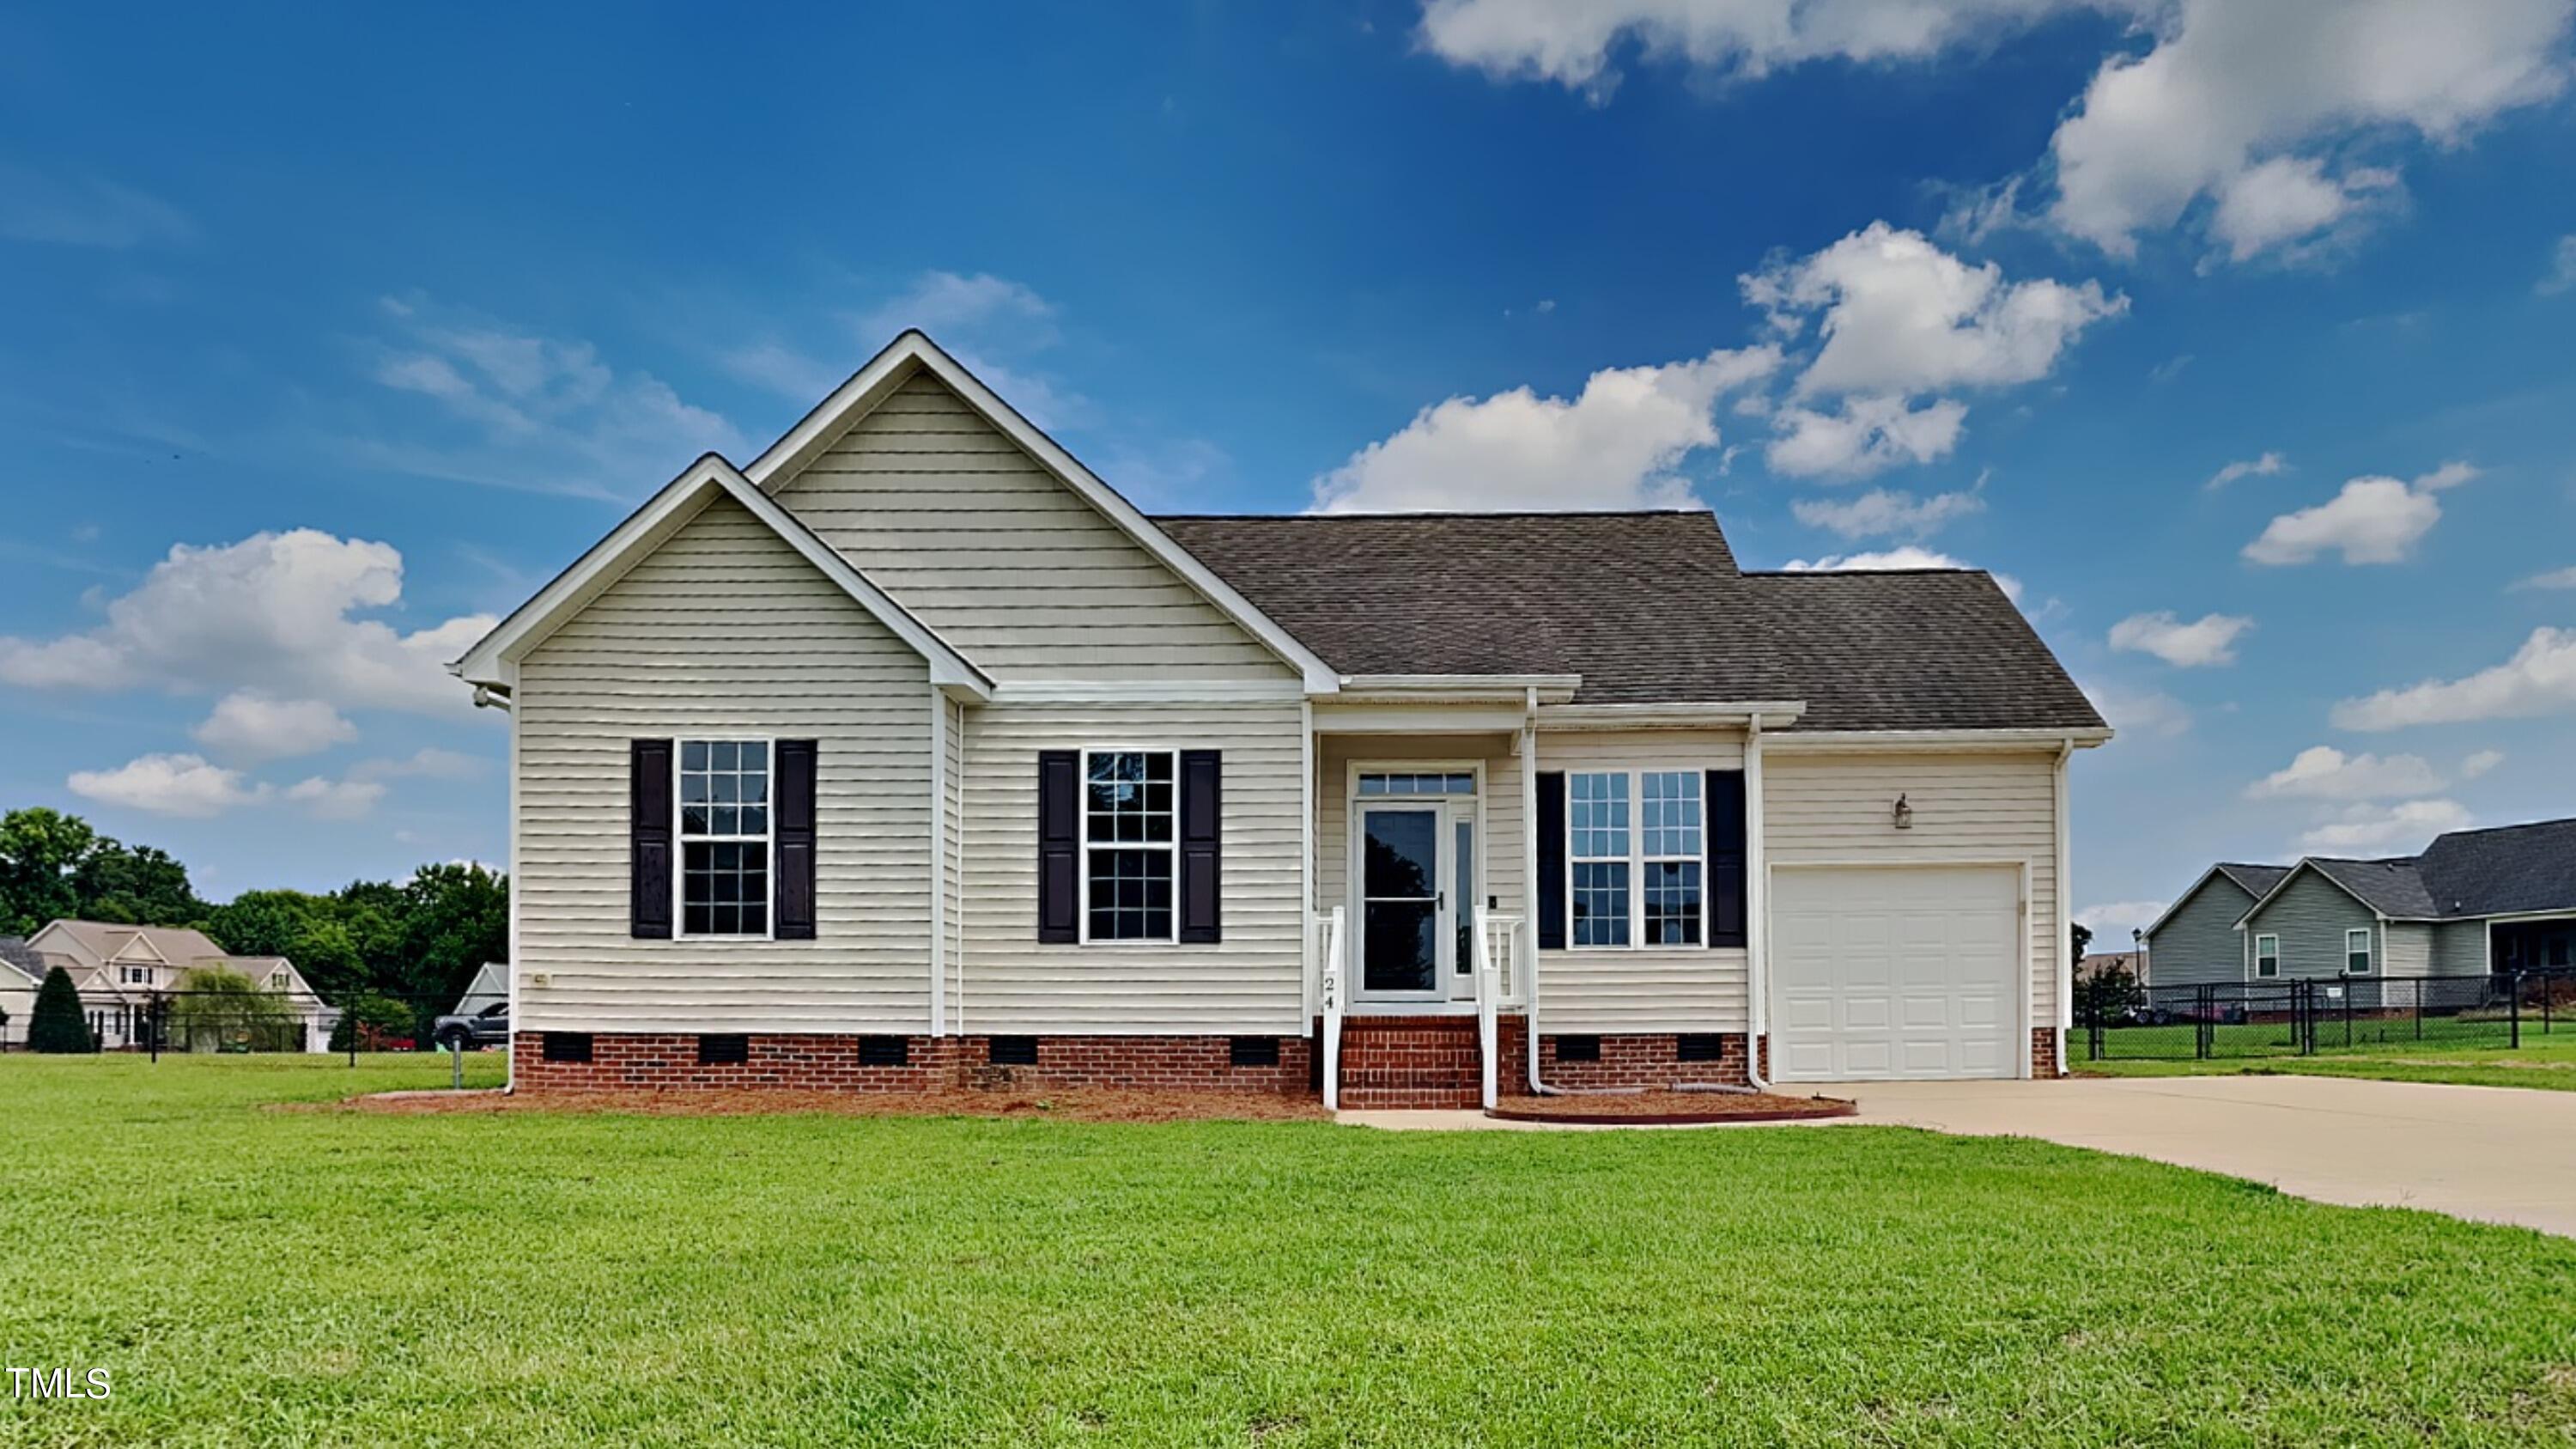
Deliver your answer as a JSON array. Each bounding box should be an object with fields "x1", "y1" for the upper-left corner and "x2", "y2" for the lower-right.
[
  {"x1": 1744, "y1": 715, "x2": 1771, "y2": 1091},
  {"x1": 2051, "y1": 739, "x2": 2073, "y2": 1075},
  {"x1": 1535, "y1": 701, "x2": 1805, "y2": 730},
  {"x1": 1765, "y1": 727, "x2": 2113, "y2": 752},
  {"x1": 1519, "y1": 688, "x2": 1562, "y2": 1097}
]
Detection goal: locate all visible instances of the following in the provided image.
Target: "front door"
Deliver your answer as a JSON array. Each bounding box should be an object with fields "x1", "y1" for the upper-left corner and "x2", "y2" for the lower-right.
[{"x1": 1359, "y1": 805, "x2": 1444, "y2": 997}]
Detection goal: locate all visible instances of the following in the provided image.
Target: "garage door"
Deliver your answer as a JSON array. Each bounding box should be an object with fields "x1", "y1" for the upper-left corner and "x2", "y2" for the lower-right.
[{"x1": 1771, "y1": 866, "x2": 2022, "y2": 1082}]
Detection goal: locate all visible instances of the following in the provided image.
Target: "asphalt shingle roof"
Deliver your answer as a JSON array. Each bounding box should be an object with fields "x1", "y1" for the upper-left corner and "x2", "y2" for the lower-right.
[
  {"x1": 1153, "y1": 510, "x2": 2102, "y2": 731},
  {"x1": 2417, "y1": 818, "x2": 2576, "y2": 916},
  {"x1": 2307, "y1": 857, "x2": 2440, "y2": 918},
  {"x1": 0, "y1": 938, "x2": 45, "y2": 986},
  {"x1": 2214, "y1": 863, "x2": 2292, "y2": 898}
]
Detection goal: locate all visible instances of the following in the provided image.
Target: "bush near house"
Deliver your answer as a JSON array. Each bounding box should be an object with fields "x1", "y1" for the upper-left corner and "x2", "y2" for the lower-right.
[
  {"x1": 327, "y1": 992, "x2": 417, "y2": 1052},
  {"x1": 165, "y1": 967, "x2": 301, "y2": 1053},
  {"x1": 27, "y1": 965, "x2": 90, "y2": 1054}
]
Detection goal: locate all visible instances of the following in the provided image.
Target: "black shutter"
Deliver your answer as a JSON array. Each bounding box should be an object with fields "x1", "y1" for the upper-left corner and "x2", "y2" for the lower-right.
[
  {"x1": 1037, "y1": 751, "x2": 1080, "y2": 942},
  {"x1": 1706, "y1": 769, "x2": 1747, "y2": 948},
  {"x1": 1179, "y1": 749, "x2": 1222, "y2": 943},
  {"x1": 1536, "y1": 770, "x2": 1566, "y2": 951},
  {"x1": 773, "y1": 740, "x2": 818, "y2": 940},
  {"x1": 630, "y1": 739, "x2": 673, "y2": 940}
]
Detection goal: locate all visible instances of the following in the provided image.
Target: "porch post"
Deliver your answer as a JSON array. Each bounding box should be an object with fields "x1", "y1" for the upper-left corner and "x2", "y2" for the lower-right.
[
  {"x1": 1520, "y1": 687, "x2": 1540, "y2": 1093},
  {"x1": 1300, "y1": 698, "x2": 1316, "y2": 1015}
]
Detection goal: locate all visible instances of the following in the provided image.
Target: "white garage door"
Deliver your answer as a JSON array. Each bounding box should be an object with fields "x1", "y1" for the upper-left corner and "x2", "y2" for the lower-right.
[{"x1": 1771, "y1": 866, "x2": 2022, "y2": 1082}]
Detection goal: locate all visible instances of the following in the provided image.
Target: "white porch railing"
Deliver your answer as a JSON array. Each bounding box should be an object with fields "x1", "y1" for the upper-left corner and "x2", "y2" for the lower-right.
[
  {"x1": 1315, "y1": 907, "x2": 1346, "y2": 1111},
  {"x1": 1473, "y1": 909, "x2": 1526, "y2": 1110}
]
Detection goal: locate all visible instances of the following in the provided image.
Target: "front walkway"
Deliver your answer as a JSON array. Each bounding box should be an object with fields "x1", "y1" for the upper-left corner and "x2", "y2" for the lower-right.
[{"x1": 1347, "y1": 1075, "x2": 2576, "y2": 1237}]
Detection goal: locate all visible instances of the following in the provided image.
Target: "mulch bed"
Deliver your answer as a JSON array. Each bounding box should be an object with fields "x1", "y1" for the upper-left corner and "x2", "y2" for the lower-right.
[
  {"x1": 311, "y1": 1087, "x2": 1329, "y2": 1123},
  {"x1": 1487, "y1": 1089, "x2": 1856, "y2": 1125}
]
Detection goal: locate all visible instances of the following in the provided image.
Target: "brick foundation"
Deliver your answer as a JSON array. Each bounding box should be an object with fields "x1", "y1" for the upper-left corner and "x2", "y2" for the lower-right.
[
  {"x1": 510, "y1": 1032, "x2": 1310, "y2": 1095},
  {"x1": 2031, "y1": 1027, "x2": 2061, "y2": 1078},
  {"x1": 1335, "y1": 1015, "x2": 1483, "y2": 1108},
  {"x1": 1528, "y1": 1032, "x2": 1756, "y2": 1091}
]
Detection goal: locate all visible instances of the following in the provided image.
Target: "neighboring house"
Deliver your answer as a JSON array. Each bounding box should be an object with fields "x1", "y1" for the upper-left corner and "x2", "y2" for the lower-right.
[
  {"x1": 2075, "y1": 949, "x2": 2142, "y2": 983},
  {"x1": 453, "y1": 961, "x2": 509, "y2": 1017},
  {"x1": 452, "y1": 331, "x2": 2110, "y2": 1106},
  {"x1": 21, "y1": 921, "x2": 337, "y2": 1051},
  {"x1": 2142, "y1": 818, "x2": 2576, "y2": 995},
  {"x1": 2137, "y1": 864, "x2": 2291, "y2": 988},
  {"x1": 0, "y1": 938, "x2": 45, "y2": 1048}
]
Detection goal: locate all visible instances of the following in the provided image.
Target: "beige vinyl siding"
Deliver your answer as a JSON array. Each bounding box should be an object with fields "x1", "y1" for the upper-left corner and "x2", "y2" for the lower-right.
[
  {"x1": 513, "y1": 495, "x2": 934, "y2": 1032},
  {"x1": 1762, "y1": 749, "x2": 2060, "y2": 1032},
  {"x1": 2142, "y1": 875, "x2": 2259, "y2": 988},
  {"x1": 1315, "y1": 732, "x2": 1527, "y2": 929},
  {"x1": 958, "y1": 701, "x2": 1305, "y2": 1032},
  {"x1": 772, "y1": 373, "x2": 1292, "y2": 681},
  {"x1": 2240, "y1": 869, "x2": 2383, "y2": 981},
  {"x1": 942, "y1": 693, "x2": 965, "y2": 1026},
  {"x1": 1536, "y1": 730, "x2": 1748, "y2": 1033}
]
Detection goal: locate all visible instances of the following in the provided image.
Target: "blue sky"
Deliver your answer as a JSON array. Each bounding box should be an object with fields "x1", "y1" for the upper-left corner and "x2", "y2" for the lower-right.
[{"x1": 3, "y1": 2, "x2": 2574, "y2": 935}]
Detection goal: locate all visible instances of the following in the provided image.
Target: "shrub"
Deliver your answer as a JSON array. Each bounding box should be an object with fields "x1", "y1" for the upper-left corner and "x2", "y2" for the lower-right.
[
  {"x1": 168, "y1": 967, "x2": 301, "y2": 1052},
  {"x1": 328, "y1": 992, "x2": 416, "y2": 1053},
  {"x1": 27, "y1": 966, "x2": 93, "y2": 1054}
]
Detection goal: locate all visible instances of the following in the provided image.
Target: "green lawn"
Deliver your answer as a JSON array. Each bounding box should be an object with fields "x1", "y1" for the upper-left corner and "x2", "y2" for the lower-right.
[
  {"x1": 4, "y1": 1056, "x2": 2575, "y2": 1446},
  {"x1": 2079, "y1": 1025, "x2": 2576, "y2": 1092}
]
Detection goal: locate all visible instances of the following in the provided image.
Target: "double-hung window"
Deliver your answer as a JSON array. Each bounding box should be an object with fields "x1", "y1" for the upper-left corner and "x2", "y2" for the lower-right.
[
  {"x1": 2345, "y1": 927, "x2": 2372, "y2": 975},
  {"x1": 2254, "y1": 934, "x2": 2280, "y2": 978},
  {"x1": 1569, "y1": 772, "x2": 1631, "y2": 947},
  {"x1": 1084, "y1": 749, "x2": 1176, "y2": 942},
  {"x1": 678, "y1": 739, "x2": 770, "y2": 937},
  {"x1": 1569, "y1": 770, "x2": 1709, "y2": 947}
]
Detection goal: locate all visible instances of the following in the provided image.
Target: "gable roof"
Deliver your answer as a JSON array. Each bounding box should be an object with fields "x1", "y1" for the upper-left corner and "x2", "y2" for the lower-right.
[
  {"x1": 2142, "y1": 861, "x2": 2288, "y2": 941},
  {"x1": 0, "y1": 938, "x2": 45, "y2": 986},
  {"x1": 744, "y1": 331, "x2": 1338, "y2": 692},
  {"x1": 450, "y1": 454, "x2": 993, "y2": 697},
  {"x1": 2416, "y1": 817, "x2": 2576, "y2": 917},
  {"x1": 2306, "y1": 857, "x2": 2439, "y2": 917},
  {"x1": 1157, "y1": 512, "x2": 2104, "y2": 728},
  {"x1": 35, "y1": 920, "x2": 229, "y2": 967}
]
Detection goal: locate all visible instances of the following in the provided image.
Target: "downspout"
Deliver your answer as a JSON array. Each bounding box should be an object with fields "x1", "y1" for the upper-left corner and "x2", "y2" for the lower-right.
[
  {"x1": 474, "y1": 679, "x2": 518, "y2": 1095},
  {"x1": 2052, "y1": 739, "x2": 2074, "y2": 1076},
  {"x1": 1742, "y1": 715, "x2": 1771, "y2": 1092}
]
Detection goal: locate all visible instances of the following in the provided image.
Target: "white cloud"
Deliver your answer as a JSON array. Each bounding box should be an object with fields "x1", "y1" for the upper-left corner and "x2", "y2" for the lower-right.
[
  {"x1": 2331, "y1": 626, "x2": 2576, "y2": 729},
  {"x1": 1311, "y1": 346, "x2": 1782, "y2": 511},
  {"x1": 2047, "y1": 0, "x2": 2572, "y2": 262},
  {"x1": 359, "y1": 295, "x2": 740, "y2": 500},
  {"x1": 68, "y1": 753, "x2": 268, "y2": 818},
  {"x1": 1790, "y1": 487, "x2": 1984, "y2": 539},
  {"x1": 2460, "y1": 748, "x2": 2506, "y2": 779},
  {"x1": 2542, "y1": 234, "x2": 2576, "y2": 295},
  {"x1": 2108, "y1": 610, "x2": 2253, "y2": 667},
  {"x1": 2205, "y1": 451, "x2": 2287, "y2": 490},
  {"x1": 350, "y1": 746, "x2": 484, "y2": 782},
  {"x1": 2245, "y1": 745, "x2": 2445, "y2": 801},
  {"x1": 1765, "y1": 394, "x2": 1967, "y2": 478},
  {"x1": 2242, "y1": 461, "x2": 2476, "y2": 565},
  {"x1": 1779, "y1": 545, "x2": 2021, "y2": 600},
  {"x1": 859, "y1": 271, "x2": 1058, "y2": 344},
  {"x1": 285, "y1": 776, "x2": 387, "y2": 822},
  {"x1": 2300, "y1": 799, "x2": 2474, "y2": 854},
  {"x1": 191, "y1": 691, "x2": 357, "y2": 763},
  {"x1": 0, "y1": 164, "x2": 197, "y2": 248},
  {"x1": 2510, "y1": 565, "x2": 2576, "y2": 591},
  {"x1": 1742, "y1": 222, "x2": 2127, "y2": 398},
  {"x1": 2076, "y1": 899, "x2": 2169, "y2": 938},
  {"x1": 2081, "y1": 679, "x2": 2192, "y2": 738},
  {"x1": 1413, "y1": 0, "x2": 2140, "y2": 98},
  {"x1": 0, "y1": 529, "x2": 495, "y2": 715}
]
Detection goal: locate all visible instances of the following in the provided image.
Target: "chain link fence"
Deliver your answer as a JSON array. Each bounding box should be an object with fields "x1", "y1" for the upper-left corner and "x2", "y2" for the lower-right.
[
  {"x1": 3, "y1": 986, "x2": 507, "y2": 1088},
  {"x1": 2079, "y1": 969, "x2": 2575, "y2": 1062}
]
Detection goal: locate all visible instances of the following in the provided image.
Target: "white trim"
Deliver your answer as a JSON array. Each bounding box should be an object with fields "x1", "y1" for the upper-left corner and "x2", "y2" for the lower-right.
[
  {"x1": 1077, "y1": 746, "x2": 1182, "y2": 947},
  {"x1": 1310, "y1": 703, "x2": 1532, "y2": 735},
  {"x1": 1556, "y1": 766, "x2": 1715, "y2": 950},
  {"x1": 2346, "y1": 926, "x2": 2374, "y2": 976},
  {"x1": 504, "y1": 658, "x2": 520, "y2": 1087},
  {"x1": 1519, "y1": 697, "x2": 1540, "y2": 1093},
  {"x1": 1537, "y1": 702, "x2": 1805, "y2": 730},
  {"x1": 1743, "y1": 718, "x2": 1769, "y2": 1087},
  {"x1": 2230, "y1": 858, "x2": 2382, "y2": 929},
  {"x1": 2476, "y1": 907, "x2": 2576, "y2": 923},
  {"x1": 2255, "y1": 933, "x2": 2281, "y2": 978},
  {"x1": 450, "y1": 454, "x2": 993, "y2": 698},
  {"x1": 928, "y1": 689, "x2": 946, "y2": 1037},
  {"x1": 1764, "y1": 728, "x2": 2112, "y2": 752},
  {"x1": 2053, "y1": 740, "x2": 2073, "y2": 1062},
  {"x1": 1343, "y1": 758, "x2": 1487, "y2": 1002},
  {"x1": 1764, "y1": 857, "x2": 2037, "y2": 1081},
  {"x1": 672, "y1": 735, "x2": 779, "y2": 943},
  {"x1": 741, "y1": 332, "x2": 1340, "y2": 694},
  {"x1": 991, "y1": 679, "x2": 1304, "y2": 705},
  {"x1": 1299, "y1": 697, "x2": 1316, "y2": 1018}
]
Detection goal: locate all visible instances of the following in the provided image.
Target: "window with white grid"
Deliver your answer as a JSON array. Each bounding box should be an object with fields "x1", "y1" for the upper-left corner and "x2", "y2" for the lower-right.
[
  {"x1": 1569, "y1": 771, "x2": 1631, "y2": 947},
  {"x1": 1564, "y1": 768, "x2": 1715, "y2": 950},
  {"x1": 678, "y1": 739, "x2": 770, "y2": 938},
  {"x1": 1084, "y1": 749, "x2": 1176, "y2": 942},
  {"x1": 1639, "y1": 771, "x2": 1704, "y2": 946}
]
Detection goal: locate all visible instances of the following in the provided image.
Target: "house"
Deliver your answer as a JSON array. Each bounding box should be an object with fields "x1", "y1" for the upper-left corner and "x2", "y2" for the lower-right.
[
  {"x1": 21, "y1": 921, "x2": 337, "y2": 1052},
  {"x1": 0, "y1": 938, "x2": 45, "y2": 1047},
  {"x1": 452, "y1": 961, "x2": 509, "y2": 1017},
  {"x1": 2075, "y1": 949, "x2": 2143, "y2": 983},
  {"x1": 451, "y1": 331, "x2": 2109, "y2": 1106},
  {"x1": 2142, "y1": 818, "x2": 2576, "y2": 992}
]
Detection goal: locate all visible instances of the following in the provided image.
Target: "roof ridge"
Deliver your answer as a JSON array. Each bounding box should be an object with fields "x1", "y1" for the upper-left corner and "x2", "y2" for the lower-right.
[{"x1": 1151, "y1": 508, "x2": 1716, "y2": 521}]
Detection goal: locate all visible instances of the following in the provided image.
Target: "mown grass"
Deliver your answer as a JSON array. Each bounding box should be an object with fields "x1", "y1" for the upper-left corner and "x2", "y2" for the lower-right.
[
  {"x1": 3, "y1": 1055, "x2": 2574, "y2": 1446},
  {"x1": 2081, "y1": 1027, "x2": 2576, "y2": 1092}
]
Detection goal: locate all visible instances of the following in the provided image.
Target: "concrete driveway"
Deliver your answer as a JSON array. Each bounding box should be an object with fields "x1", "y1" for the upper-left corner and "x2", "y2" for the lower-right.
[{"x1": 1819, "y1": 1075, "x2": 2576, "y2": 1238}]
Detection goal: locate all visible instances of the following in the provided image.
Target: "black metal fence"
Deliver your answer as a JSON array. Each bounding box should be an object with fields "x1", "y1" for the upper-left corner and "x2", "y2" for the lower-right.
[
  {"x1": 5, "y1": 987, "x2": 507, "y2": 1086},
  {"x1": 2079, "y1": 970, "x2": 2576, "y2": 1062}
]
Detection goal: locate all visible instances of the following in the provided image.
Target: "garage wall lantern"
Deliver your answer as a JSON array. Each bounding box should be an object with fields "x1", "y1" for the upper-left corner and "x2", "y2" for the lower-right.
[{"x1": 1892, "y1": 793, "x2": 1914, "y2": 830}]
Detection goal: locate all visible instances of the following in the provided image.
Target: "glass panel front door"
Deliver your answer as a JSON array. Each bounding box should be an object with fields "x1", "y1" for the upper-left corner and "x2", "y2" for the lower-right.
[{"x1": 1361, "y1": 807, "x2": 1441, "y2": 995}]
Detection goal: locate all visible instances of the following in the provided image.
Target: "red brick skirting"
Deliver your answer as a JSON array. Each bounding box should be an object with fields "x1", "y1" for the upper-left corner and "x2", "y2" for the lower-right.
[
  {"x1": 2031, "y1": 1027, "x2": 2061, "y2": 1078},
  {"x1": 510, "y1": 1032, "x2": 1310, "y2": 1094},
  {"x1": 1532, "y1": 1032, "x2": 1755, "y2": 1091},
  {"x1": 1335, "y1": 1015, "x2": 1483, "y2": 1109}
]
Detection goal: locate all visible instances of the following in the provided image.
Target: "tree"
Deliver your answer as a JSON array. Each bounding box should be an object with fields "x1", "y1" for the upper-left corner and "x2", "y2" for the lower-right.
[
  {"x1": 398, "y1": 862, "x2": 508, "y2": 1008},
  {"x1": 328, "y1": 991, "x2": 416, "y2": 1052},
  {"x1": 72, "y1": 841, "x2": 204, "y2": 927},
  {"x1": 167, "y1": 967, "x2": 301, "y2": 1053},
  {"x1": 0, "y1": 808, "x2": 99, "y2": 936},
  {"x1": 27, "y1": 966, "x2": 92, "y2": 1054},
  {"x1": 2070, "y1": 921, "x2": 2093, "y2": 965}
]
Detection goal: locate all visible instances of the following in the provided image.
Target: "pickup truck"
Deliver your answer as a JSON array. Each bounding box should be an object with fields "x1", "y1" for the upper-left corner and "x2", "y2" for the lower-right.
[{"x1": 430, "y1": 1000, "x2": 509, "y2": 1051}]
